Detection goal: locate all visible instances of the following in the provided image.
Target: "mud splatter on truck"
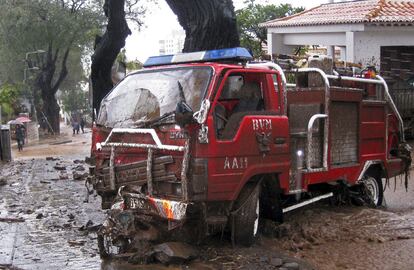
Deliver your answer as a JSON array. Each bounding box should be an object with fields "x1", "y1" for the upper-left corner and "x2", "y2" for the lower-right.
[{"x1": 87, "y1": 47, "x2": 411, "y2": 262}]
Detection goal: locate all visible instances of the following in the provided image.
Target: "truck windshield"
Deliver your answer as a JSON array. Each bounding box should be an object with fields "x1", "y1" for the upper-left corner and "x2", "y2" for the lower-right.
[{"x1": 97, "y1": 67, "x2": 212, "y2": 128}]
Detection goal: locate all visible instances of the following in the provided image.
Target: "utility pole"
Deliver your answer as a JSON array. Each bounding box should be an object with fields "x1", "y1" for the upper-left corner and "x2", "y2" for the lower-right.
[{"x1": 23, "y1": 67, "x2": 40, "y2": 122}]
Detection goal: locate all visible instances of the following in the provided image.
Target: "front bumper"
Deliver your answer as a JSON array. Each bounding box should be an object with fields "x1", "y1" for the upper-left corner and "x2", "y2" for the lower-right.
[{"x1": 115, "y1": 192, "x2": 189, "y2": 221}]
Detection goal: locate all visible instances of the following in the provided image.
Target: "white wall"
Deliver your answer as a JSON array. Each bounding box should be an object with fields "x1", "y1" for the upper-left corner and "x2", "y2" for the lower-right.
[
  {"x1": 353, "y1": 29, "x2": 414, "y2": 69},
  {"x1": 283, "y1": 32, "x2": 346, "y2": 46}
]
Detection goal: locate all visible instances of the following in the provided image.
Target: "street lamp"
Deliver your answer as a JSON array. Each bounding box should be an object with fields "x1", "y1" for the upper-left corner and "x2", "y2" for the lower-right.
[
  {"x1": 23, "y1": 50, "x2": 45, "y2": 123},
  {"x1": 25, "y1": 50, "x2": 46, "y2": 62},
  {"x1": 23, "y1": 67, "x2": 40, "y2": 84}
]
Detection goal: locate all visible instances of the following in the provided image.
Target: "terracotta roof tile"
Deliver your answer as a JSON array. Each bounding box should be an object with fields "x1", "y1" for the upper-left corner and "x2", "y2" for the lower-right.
[{"x1": 260, "y1": 0, "x2": 414, "y2": 28}]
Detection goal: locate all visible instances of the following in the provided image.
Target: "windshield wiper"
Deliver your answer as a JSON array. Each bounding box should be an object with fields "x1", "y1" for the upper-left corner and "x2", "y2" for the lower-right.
[
  {"x1": 134, "y1": 111, "x2": 175, "y2": 128},
  {"x1": 177, "y1": 81, "x2": 187, "y2": 104}
]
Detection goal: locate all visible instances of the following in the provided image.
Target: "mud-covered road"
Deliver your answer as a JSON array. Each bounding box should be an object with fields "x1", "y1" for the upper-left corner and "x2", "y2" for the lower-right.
[{"x1": 0, "y1": 128, "x2": 413, "y2": 270}]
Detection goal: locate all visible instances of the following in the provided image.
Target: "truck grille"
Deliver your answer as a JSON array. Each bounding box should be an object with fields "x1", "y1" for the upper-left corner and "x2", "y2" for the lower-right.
[{"x1": 97, "y1": 155, "x2": 177, "y2": 187}]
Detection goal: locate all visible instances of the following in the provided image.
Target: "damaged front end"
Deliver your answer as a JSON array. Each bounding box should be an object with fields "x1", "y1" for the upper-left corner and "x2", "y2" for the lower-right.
[
  {"x1": 97, "y1": 186, "x2": 192, "y2": 260},
  {"x1": 88, "y1": 66, "x2": 213, "y2": 260},
  {"x1": 92, "y1": 127, "x2": 203, "y2": 259}
]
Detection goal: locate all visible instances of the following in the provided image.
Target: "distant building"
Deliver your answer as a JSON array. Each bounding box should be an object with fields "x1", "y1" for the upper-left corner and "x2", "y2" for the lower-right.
[{"x1": 159, "y1": 29, "x2": 185, "y2": 55}]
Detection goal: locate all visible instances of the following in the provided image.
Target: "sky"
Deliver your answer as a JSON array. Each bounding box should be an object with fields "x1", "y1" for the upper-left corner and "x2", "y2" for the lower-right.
[{"x1": 125, "y1": 0, "x2": 331, "y2": 62}]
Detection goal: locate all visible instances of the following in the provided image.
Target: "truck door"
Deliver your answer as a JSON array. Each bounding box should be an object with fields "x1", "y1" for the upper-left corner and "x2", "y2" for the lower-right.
[{"x1": 207, "y1": 69, "x2": 290, "y2": 201}]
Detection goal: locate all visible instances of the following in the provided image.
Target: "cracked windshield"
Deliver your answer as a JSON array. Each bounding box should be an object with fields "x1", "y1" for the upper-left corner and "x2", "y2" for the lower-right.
[{"x1": 97, "y1": 67, "x2": 212, "y2": 128}]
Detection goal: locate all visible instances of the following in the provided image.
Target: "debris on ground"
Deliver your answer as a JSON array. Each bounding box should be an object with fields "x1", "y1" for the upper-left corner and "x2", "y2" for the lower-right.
[
  {"x1": 269, "y1": 257, "x2": 284, "y2": 267},
  {"x1": 0, "y1": 217, "x2": 25, "y2": 223},
  {"x1": 74, "y1": 165, "x2": 85, "y2": 171},
  {"x1": 59, "y1": 174, "x2": 69, "y2": 180},
  {"x1": 40, "y1": 180, "x2": 51, "y2": 184},
  {"x1": 53, "y1": 164, "x2": 66, "y2": 171},
  {"x1": 73, "y1": 171, "x2": 88, "y2": 180},
  {"x1": 46, "y1": 157, "x2": 60, "y2": 161},
  {"x1": 152, "y1": 242, "x2": 198, "y2": 264},
  {"x1": 0, "y1": 178, "x2": 7, "y2": 186},
  {"x1": 79, "y1": 220, "x2": 100, "y2": 232},
  {"x1": 283, "y1": 262, "x2": 300, "y2": 270},
  {"x1": 68, "y1": 240, "x2": 86, "y2": 246},
  {"x1": 2, "y1": 131, "x2": 413, "y2": 270}
]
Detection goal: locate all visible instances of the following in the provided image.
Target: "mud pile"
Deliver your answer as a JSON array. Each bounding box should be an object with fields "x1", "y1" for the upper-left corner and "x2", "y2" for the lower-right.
[{"x1": 263, "y1": 205, "x2": 414, "y2": 251}]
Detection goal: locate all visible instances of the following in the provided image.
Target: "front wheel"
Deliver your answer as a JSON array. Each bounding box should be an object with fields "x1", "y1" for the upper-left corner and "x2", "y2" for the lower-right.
[
  {"x1": 231, "y1": 183, "x2": 261, "y2": 246},
  {"x1": 362, "y1": 175, "x2": 383, "y2": 207}
]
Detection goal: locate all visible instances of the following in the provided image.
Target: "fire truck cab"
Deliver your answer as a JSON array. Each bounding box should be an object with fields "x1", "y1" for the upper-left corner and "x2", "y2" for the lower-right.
[{"x1": 90, "y1": 48, "x2": 411, "y2": 249}]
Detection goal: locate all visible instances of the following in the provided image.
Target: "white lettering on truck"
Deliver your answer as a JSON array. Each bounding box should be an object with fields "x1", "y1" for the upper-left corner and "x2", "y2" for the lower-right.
[{"x1": 252, "y1": 119, "x2": 272, "y2": 131}]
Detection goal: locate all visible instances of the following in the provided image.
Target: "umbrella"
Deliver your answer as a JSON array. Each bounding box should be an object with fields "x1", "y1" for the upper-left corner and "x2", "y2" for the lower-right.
[
  {"x1": 16, "y1": 116, "x2": 31, "y2": 123},
  {"x1": 7, "y1": 119, "x2": 23, "y2": 125}
]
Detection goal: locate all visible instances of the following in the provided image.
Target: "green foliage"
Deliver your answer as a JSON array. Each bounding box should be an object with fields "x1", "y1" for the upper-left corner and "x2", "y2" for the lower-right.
[
  {"x1": 60, "y1": 87, "x2": 90, "y2": 115},
  {"x1": 236, "y1": 1, "x2": 304, "y2": 58},
  {"x1": 117, "y1": 49, "x2": 143, "y2": 71},
  {"x1": 125, "y1": 60, "x2": 143, "y2": 71},
  {"x1": 0, "y1": 0, "x2": 103, "y2": 81},
  {"x1": 0, "y1": 83, "x2": 23, "y2": 120},
  {"x1": 0, "y1": 0, "x2": 104, "y2": 123}
]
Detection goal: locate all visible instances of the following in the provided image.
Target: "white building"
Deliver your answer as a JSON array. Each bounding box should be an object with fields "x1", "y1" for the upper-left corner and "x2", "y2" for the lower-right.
[
  {"x1": 159, "y1": 29, "x2": 185, "y2": 55},
  {"x1": 261, "y1": 0, "x2": 414, "y2": 74}
]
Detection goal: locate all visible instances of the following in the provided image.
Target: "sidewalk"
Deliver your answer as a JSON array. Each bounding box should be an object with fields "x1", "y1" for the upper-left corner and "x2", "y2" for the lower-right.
[
  {"x1": 0, "y1": 158, "x2": 104, "y2": 270},
  {"x1": 11, "y1": 124, "x2": 91, "y2": 161}
]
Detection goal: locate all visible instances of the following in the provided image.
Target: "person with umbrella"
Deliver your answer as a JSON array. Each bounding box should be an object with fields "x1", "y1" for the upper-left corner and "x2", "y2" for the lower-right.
[{"x1": 15, "y1": 124, "x2": 26, "y2": 151}]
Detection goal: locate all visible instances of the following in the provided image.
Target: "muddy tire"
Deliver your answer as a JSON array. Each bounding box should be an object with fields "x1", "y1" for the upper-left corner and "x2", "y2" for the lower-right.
[
  {"x1": 362, "y1": 175, "x2": 383, "y2": 207},
  {"x1": 232, "y1": 183, "x2": 261, "y2": 246}
]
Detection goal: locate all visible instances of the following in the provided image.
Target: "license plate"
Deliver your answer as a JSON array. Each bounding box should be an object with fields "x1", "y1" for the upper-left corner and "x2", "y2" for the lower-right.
[{"x1": 127, "y1": 197, "x2": 150, "y2": 210}]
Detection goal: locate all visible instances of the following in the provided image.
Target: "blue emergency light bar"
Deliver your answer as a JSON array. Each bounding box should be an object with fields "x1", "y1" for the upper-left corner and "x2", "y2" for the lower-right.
[{"x1": 143, "y1": 47, "x2": 253, "y2": 67}]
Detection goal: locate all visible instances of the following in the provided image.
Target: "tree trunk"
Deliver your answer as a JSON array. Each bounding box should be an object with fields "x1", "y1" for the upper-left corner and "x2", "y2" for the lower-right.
[
  {"x1": 35, "y1": 45, "x2": 70, "y2": 135},
  {"x1": 165, "y1": 0, "x2": 240, "y2": 52},
  {"x1": 91, "y1": 0, "x2": 131, "y2": 115},
  {"x1": 42, "y1": 92, "x2": 61, "y2": 135}
]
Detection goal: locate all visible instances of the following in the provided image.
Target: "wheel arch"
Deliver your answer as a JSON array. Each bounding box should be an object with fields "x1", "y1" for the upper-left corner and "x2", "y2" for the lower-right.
[
  {"x1": 358, "y1": 160, "x2": 387, "y2": 182},
  {"x1": 233, "y1": 173, "x2": 284, "y2": 222},
  {"x1": 234, "y1": 173, "x2": 282, "y2": 201}
]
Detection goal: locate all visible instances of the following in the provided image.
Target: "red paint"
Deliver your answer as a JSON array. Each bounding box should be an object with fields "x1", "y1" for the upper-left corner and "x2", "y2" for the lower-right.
[{"x1": 91, "y1": 62, "x2": 408, "y2": 204}]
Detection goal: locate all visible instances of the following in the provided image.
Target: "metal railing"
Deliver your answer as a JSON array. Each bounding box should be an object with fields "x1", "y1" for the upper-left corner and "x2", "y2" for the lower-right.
[
  {"x1": 324, "y1": 74, "x2": 405, "y2": 142},
  {"x1": 97, "y1": 128, "x2": 190, "y2": 201},
  {"x1": 281, "y1": 67, "x2": 404, "y2": 171},
  {"x1": 284, "y1": 68, "x2": 331, "y2": 172}
]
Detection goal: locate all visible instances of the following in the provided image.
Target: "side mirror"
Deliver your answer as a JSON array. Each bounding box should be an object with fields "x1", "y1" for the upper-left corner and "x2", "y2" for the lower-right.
[
  {"x1": 175, "y1": 101, "x2": 194, "y2": 127},
  {"x1": 193, "y1": 99, "x2": 210, "y2": 124}
]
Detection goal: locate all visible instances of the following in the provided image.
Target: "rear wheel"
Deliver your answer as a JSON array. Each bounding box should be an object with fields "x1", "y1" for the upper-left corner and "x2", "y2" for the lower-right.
[
  {"x1": 232, "y1": 183, "x2": 261, "y2": 246},
  {"x1": 362, "y1": 175, "x2": 383, "y2": 207}
]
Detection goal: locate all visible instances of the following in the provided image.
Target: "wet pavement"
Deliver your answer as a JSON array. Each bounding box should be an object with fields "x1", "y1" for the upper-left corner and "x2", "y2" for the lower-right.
[
  {"x1": 0, "y1": 128, "x2": 413, "y2": 269},
  {"x1": 0, "y1": 158, "x2": 105, "y2": 270},
  {"x1": 0, "y1": 157, "x2": 312, "y2": 270}
]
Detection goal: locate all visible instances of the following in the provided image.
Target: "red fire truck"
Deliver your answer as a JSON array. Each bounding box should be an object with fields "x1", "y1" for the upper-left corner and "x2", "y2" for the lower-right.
[{"x1": 89, "y1": 48, "x2": 411, "y2": 253}]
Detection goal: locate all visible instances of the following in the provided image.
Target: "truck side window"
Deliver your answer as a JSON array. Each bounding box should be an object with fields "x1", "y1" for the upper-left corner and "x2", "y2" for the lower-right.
[{"x1": 214, "y1": 74, "x2": 265, "y2": 140}]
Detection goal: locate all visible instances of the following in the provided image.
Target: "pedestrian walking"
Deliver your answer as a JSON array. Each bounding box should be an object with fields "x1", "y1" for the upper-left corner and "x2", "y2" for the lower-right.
[
  {"x1": 80, "y1": 117, "x2": 85, "y2": 133},
  {"x1": 72, "y1": 120, "x2": 79, "y2": 135},
  {"x1": 15, "y1": 124, "x2": 25, "y2": 151}
]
